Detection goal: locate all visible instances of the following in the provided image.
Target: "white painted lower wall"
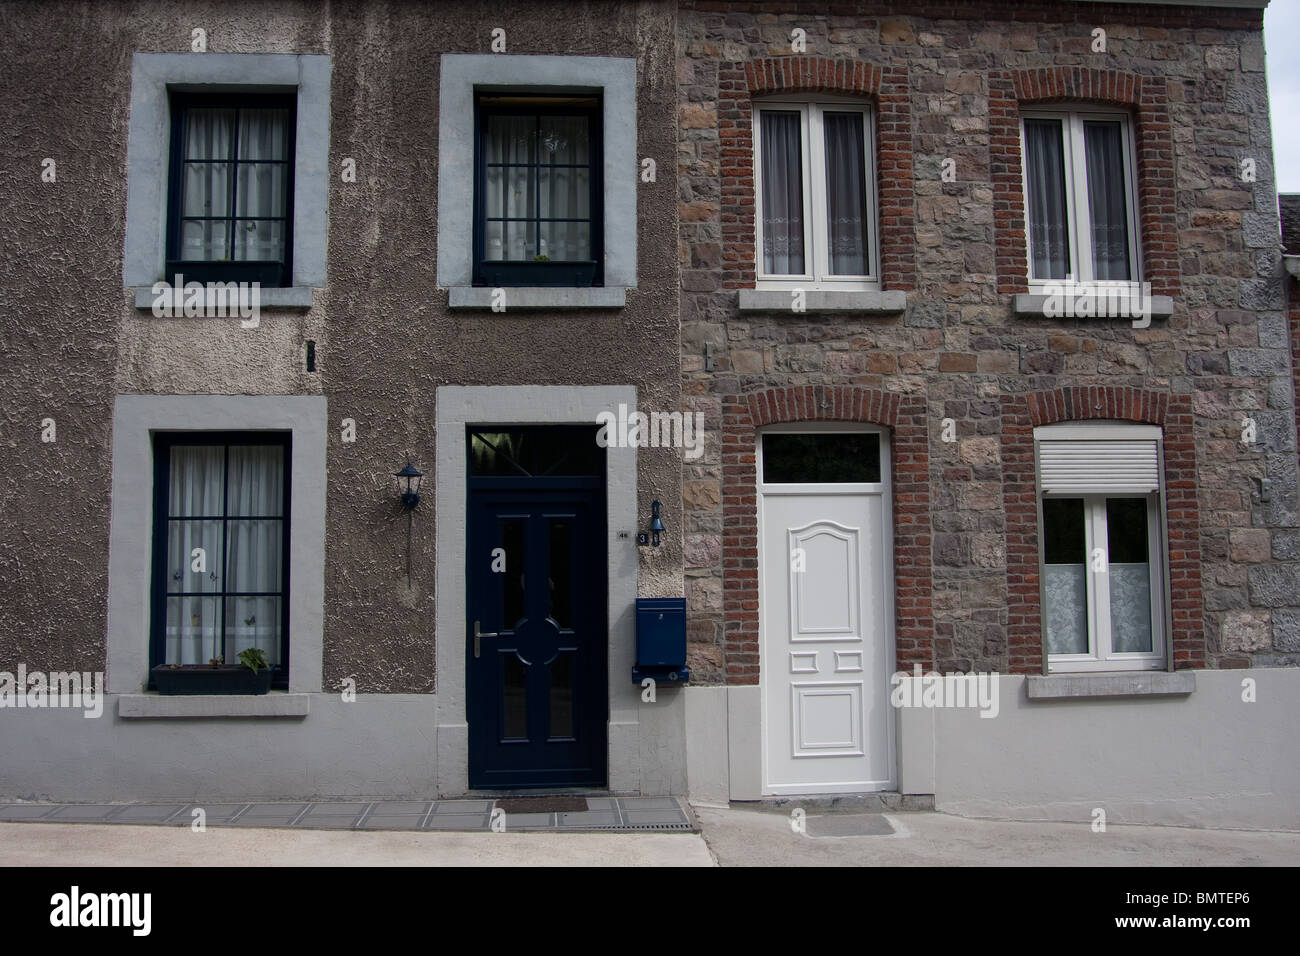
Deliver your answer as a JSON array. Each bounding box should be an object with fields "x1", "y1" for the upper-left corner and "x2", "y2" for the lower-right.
[{"x1": 685, "y1": 669, "x2": 1300, "y2": 830}]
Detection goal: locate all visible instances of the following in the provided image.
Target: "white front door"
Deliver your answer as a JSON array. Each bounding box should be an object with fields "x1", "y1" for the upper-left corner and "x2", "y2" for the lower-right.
[{"x1": 759, "y1": 428, "x2": 894, "y2": 794}]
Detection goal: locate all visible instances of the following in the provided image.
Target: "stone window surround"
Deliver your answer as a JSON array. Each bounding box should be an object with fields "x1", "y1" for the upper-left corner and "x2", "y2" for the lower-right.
[
  {"x1": 436, "y1": 54, "x2": 637, "y2": 310},
  {"x1": 718, "y1": 57, "x2": 916, "y2": 315},
  {"x1": 990, "y1": 67, "x2": 1180, "y2": 299},
  {"x1": 999, "y1": 386, "x2": 1205, "y2": 675},
  {"x1": 105, "y1": 395, "x2": 328, "y2": 705},
  {"x1": 720, "y1": 385, "x2": 933, "y2": 684},
  {"x1": 123, "y1": 53, "x2": 331, "y2": 310}
]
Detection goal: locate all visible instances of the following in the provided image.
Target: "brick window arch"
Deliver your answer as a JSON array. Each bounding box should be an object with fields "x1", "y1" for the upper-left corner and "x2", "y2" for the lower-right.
[
  {"x1": 1000, "y1": 386, "x2": 1204, "y2": 674},
  {"x1": 718, "y1": 56, "x2": 915, "y2": 291},
  {"x1": 721, "y1": 385, "x2": 932, "y2": 683},
  {"x1": 990, "y1": 67, "x2": 1179, "y2": 296}
]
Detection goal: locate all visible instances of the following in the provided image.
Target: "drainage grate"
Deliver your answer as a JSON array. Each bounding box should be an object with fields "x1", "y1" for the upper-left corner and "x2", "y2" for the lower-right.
[{"x1": 495, "y1": 797, "x2": 589, "y2": 814}]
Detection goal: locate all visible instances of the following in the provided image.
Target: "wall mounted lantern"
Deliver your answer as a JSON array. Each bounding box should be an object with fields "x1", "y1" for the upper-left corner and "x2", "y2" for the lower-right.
[
  {"x1": 648, "y1": 499, "x2": 665, "y2": 547},
  {"x1": 395, "y1": 461, "x2": 423, "y2": 511}
]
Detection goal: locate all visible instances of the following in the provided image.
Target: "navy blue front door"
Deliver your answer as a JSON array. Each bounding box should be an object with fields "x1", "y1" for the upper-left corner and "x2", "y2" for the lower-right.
[{"x1": 466, "y1": 428, "x2": 607, "y2": 789}]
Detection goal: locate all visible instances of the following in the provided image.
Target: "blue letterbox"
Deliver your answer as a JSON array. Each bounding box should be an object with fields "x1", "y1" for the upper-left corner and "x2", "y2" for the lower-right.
[{"x1": 633, "y1": 597, "x2": 689, "y2": 683}]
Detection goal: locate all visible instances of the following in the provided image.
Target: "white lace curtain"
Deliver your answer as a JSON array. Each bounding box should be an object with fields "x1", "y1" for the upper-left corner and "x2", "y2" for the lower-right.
[
  {"x1": 1024, "y1": 118, "x2": 1070, "y2": 280},
  {"x1": 823, "y1": 111, "x2": 869, "y2": 275},
  {"x1": 166, "y1": 445, "x2": 284, "y2": 666},
  {"x1": 181, "y1": 107, "x2": 289, "y2": 262},
  {"x1": 1083, "y1": 120, "x2": 1131, "y2": 280},
  {"x1": 484, "y1": 115, "x2": 590, "y2": 261},
  {"x1": 760, "y1": 110, "x2": 805, "y2": 274}
]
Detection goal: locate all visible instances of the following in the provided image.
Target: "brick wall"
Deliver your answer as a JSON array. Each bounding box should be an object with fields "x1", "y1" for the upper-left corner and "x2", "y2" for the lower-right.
[{"x1": 679, "y1": 0, "x2": 1298, "y2": 683}]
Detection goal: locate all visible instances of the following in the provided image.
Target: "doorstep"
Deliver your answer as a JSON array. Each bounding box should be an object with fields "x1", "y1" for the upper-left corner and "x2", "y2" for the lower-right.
[
  {"x1": 0, "y1": 797, "x2": 697, "y2": 833},
  {"x1": 727, "y1": 792, "x2": 935, "y2": 813}
]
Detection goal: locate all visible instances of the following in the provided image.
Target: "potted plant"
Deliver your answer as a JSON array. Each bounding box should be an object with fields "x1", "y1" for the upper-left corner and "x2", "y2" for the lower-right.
[{"x1": 151, "y1": 648, "x2": 274, "y2": 696}]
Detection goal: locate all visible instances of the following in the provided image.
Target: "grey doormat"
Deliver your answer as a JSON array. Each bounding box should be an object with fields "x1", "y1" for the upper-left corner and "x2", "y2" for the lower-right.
[{"x1": 494, "y1": 797, "x2": 588, "y2": 813}]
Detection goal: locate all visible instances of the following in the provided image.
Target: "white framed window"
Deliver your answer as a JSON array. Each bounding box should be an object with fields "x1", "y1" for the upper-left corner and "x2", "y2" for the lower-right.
[
  {"x1": 1020, "y1": 109, "x2": 1140, "y2": 285},
  {"x1": 1036, "y1": 423, "x2": 1167, "y2": 673},
  {"x1": 753, "y1": 98, "x2": 878, "y2": 290}
]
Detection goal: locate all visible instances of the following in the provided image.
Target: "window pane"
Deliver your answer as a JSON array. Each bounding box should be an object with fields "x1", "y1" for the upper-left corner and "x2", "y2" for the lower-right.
[
  {"x1": 169, "y1": 446, "x2": 225, "y2": 516},
  {"x1": 180, "y1": 219, "x2": 230, "y2": 261},
  {"x1": 1107, "y1": 498, "x2": 1153, "y2": 653},
  {"x1": 232, "y1": 220, "x2": 286, "y2": 261},
  {"x1": 537, "y1": 115, "x2": 589, "y2": 165},
  {"x1": 538, "y1": 220, "x2": 591, "y2": 261},
  {"x1": 167, "y1": 520, "x2": 224, "y2": 593},
  {"x1": 184, "y1": 109, "x2": 233, "y2": 160},
  {"x1": 760, "y1": 110, "x2": 805, "y2": 275},
  {"x1": 166, "y1": 594, "x2": 221, "y2": 665},
  {"x1": 1024, "y1": 119, "x2": 1070, "y2": 280},
  {"x1": 235, "y1": 164, "x2": 289, "y2": 220},
  {"x1": 823, "y1": 111, "x2": 869, "y2": 275},
  {"x1": 225, "y1": 596, "x2": 281, "y2": 667},
  {"x1": 486, "y1": 115, "x2": 535, "y2": 165},
  {"x1": 549, "y1": 653, "x2": 574, "y2": 739},
  {"x1": 1043, "y1": 498, "x2": 1088, "y2": 655},
  {"x1": 225, "y1": 520, "x2": 283, "y2": 593},
  {"x1": 548, "y1": 519, "x2": 572, "y2": 629},
  {"x1": 762, "y1": 433, "x2": 881, "y2": 483},
  {"x1": 502, "y1": 653, "x2": 527, "y2": 740},
  {"x1": 182, "y1": 162, "x2": 230, "y2": 218},
  {"x1": 501, "y1": 518, "x2": 526, "y2": 629},
  {"x1": 227, "y1": 445, "x2": 284, "y2": 517},
  {"x1": 236, "y1": 108, "x2": 289, "y2": 161},
  {"x1": 1084, "y1": 121, "x2": 1132, "y2": 281},
  {"x1": 485, "y1": 165, "x2": 533, "y2": 220},
  {"x1": 538, "y1": 167, "x2": 590, "y2": 220}
]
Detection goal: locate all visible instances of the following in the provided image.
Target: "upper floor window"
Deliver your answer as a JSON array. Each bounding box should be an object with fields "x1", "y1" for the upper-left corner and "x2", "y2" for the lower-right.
[
  {"x1": 473, "y1": 93, "x2": 603, "y2": 288},
  {"x1": 1036, "y1": 423, "x2": 1166, "y2": 673},
  {"x1": 1021, "y1": 110, "x2": 1139, "y2": 284},
  {"x1": 754, "y1": 99, "x2": 877, "y2": 290},
  {"x1": 166, "y1": 93, "x2": 296, "y2": 288}
]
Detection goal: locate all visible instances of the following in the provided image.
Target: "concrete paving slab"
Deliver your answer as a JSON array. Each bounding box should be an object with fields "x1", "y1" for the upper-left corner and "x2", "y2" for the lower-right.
[
  {"x1": 432, "y1": 800, "x2": 493, "y2": 814},
  {"x1": 0, "y1": 822, "x2": 715, "y2": 867},
  {"x1": 360, "y1": 815, "x2": 425, "y2": 830},
  {"x1": 292, "y1": 815, "x2": 362, "y2": 829},
  {"x1": 112, "y1": 805, "x2": 188, "y2": 823},
  {"x1": 623, "y1": 809, "x2": 690, "y2": 826},
  {"x1": 46, "y1": 806, "x2": 120, "y2": 821},
  {"x1": 558, "y1": 810, "x2": 620, "y2": 828},
  {"x1": 500, "y1": 812, "x2": 554, "y2": 829},
  {"x1": 300, "y1": 803, "x2": 369, "y2": 816},
  {"x1": 0, "y1": 806, "x2": 60, "y2": 820},
  {"x1": 370, "y1": 802, "x2": 430, "y2": 815},
  {"x1": 424, "y1": 815, "x2": 491, "y2": 831}
]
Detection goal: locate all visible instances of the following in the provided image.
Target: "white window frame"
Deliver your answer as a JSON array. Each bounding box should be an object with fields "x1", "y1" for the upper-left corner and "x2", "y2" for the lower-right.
[
  {"x1": 1035, "y1": 423, "x2": 1168, "y2": 674},
  {"x1": 753, "y1": 97, "x2": 879, "y2": 291},
  {"x1": 1019, "y1": 108, "x2": 1142, "y2": 288}
]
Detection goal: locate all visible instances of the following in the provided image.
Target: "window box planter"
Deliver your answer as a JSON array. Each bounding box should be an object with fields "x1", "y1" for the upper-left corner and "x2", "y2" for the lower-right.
[
  {"x1": 151, "y1": 664, "x2": 274, "y2": 696},
  {"x1": 474, "y1": 261, "x2": 599, "y2": 288}
]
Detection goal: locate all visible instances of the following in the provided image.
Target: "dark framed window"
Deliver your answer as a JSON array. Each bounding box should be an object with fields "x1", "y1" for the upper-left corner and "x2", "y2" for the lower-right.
[
  {"x1": 473, "y1": 93, "x2": 603, "y2": 288},
  {"x1": 165, "y1": 93, "x2": 296, "y2": 288},
  {"x1": 149, "y1": 432, "x2": 291, "y2": 688}
]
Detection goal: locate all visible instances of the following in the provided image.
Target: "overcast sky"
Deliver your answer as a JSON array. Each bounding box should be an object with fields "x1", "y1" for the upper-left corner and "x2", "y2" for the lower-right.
[{"x1": 1265, "y1": 1, "x2": 1300, "y2": 193}]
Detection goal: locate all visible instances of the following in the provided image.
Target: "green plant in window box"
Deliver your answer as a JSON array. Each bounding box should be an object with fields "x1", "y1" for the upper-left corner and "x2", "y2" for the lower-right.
[{"x1": 152, "y1": 648, "x2": 273, "y2": 696}]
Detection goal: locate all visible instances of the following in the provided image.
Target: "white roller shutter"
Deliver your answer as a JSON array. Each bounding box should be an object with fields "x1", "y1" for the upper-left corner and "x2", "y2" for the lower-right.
[{"x1": 1038, "y1": 439, "x2": 1159, "y2": 494}]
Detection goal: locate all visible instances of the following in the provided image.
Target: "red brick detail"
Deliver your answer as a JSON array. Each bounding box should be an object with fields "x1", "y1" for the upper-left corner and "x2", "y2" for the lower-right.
[
  {"x1": 720, "y1": 58, "x2": 915, "y2": 291},
  {"x1": 722, "y1": 386, "x2": 932, "y2": 684},
  {"x1": 990, "y1": 68, "x2": 1179, "y2": 298},
  {"x1": 1000, "y1": 387, "x2": 1204, "y2": 675}
]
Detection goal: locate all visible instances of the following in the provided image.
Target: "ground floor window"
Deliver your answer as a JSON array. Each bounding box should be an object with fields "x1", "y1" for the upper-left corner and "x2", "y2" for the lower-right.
[{"x1": 149, "y1": 432, "x2": 291, "y2": 684}]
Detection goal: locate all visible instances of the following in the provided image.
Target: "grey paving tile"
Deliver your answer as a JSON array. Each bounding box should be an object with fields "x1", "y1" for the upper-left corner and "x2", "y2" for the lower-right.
[
  {"x1": 0, "y1": 805, "x2": 60, "y2": 820},
  {"x1": 112, "y1": 805, "x2": 188, "y2": 823},
  {"x1": 806, "y1": 813, "x2": 895, "y2": 837},
  {"x1": 623, "y1": 809, "x2": 690, "y2": 826},
  {"x1": 557, "y1": 810, "x2": 620, "y2": 828},
  {"x1": 432, "y1": 800, "x2": 493, "y2": 814},
  {"x1": 369, "y1": 801, "x2": 431, "y2": 815},
  {"x1": 291, "y1": 815, "x2": 361, "y2": 829},
  {"x1": 359, "y1": 814, "x2": 426, "y2": 830},
  {"x1": 242, "y1": 803, "x2": 310, "y2": 817},
  {"x1": 584, "y1": 798, "x2": 615, "y2": 811},
  {"x1": 498, "y1": 812, "x2": 554, "y2": 829},
  {"x1": 424, "y1": 814, "x2": 490, "y2": 831},
  {"x1": 300, "y1": 802, "x2": 369, "y2": 816},
  {"x1": 225, "y1": 816, "x2": 298, "y2": 828},
  {"x1": 46, "y1": 805, "x2": 120, "y2": 822},
  {"x1": 176, "y1": 805, "x2": 246, "y2": 825},
  {"x1": 617, "y1": 797, "x2": 681, "y2": 810}
]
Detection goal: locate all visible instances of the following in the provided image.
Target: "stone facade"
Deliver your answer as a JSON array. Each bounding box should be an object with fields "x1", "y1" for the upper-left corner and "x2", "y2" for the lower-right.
[{"x1": 677, "y1": 0, "x2": 1298, "y2": 680}]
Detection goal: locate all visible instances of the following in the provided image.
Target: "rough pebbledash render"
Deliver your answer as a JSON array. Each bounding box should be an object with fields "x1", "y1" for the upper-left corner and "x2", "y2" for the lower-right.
[{"x1": 677, "y1": 0, "x2": 1298, "y2": 682}]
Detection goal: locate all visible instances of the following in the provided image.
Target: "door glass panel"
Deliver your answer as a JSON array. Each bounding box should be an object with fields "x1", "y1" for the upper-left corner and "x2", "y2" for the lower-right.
[
  {"x1": 1043, "y1": 498, "x2": 1088, "y2": 655},
  {"x1": 502, "y1": 654, "x2": 527, "y2": 740},
  {"x1": 1107, "y1": 497, "x2": 1153, "y2": 653},
  {"x1": 549, "y1": 653, "x2": 574, "y2": 740},
  {"x1": 500, "y1": 518, "x2": 526, "y2": 630},
  {"x1": 548, "y1": 519, "x2": 572, "y2": 628},
  {"x1": 762, "y1": 433, "x2": 881, "y2": 483},
  {"x1": 470, "y1": 426, "x2": 603, "y2": 477}
]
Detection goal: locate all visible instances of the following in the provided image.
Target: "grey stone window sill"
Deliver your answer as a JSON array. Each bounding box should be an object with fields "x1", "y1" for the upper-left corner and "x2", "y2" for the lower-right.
[
  {"x1": 118, "y1": 692, "x2": 311, "y2": 719},
  {"x1": 132, "y1": 287, "x2": 316, "y2": 310},
  {"x1": 738, "y1": 290, "x2": 907, "y2": 314},
  {"x1": 1013, "y1": 293, "x2": 1174, "y2": 319},
  {"x1": 447, "y1": 287, "x2": 626, "y2": 310},
  {"x1": 1026, "y1": 671, "x2": 1195, "y2": 700}
]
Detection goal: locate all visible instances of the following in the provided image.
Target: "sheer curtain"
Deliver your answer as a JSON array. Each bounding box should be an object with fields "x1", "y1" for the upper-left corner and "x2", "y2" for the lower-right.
[
  {"x1": 234, "y1": 108, "x2": 289, "y2": 262},
  {"x1": 1024, "y1": 119, "x2": 1070, "y2": 280},
  {"x1": 1084, "y1": 121, "x2": 1131, "y2": 280},
  {"x1": 165, "y1": 445, "x2": 283, "y2": 666},
  {"x1": 538, "y1": 115, "x2": 590, "y2": 261},
  {"x1": 823, "y1": 111, "x2": 869, "y2": 275},
  {"x1": 486, "y1": 115, "x2": 537, "y2": 260},
  {"x1": 181, "y1": 109, "x2": 233, "y2": 261},
  {"x1": 760, "y1": 110, "x2": 805, "y2": 274}
]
